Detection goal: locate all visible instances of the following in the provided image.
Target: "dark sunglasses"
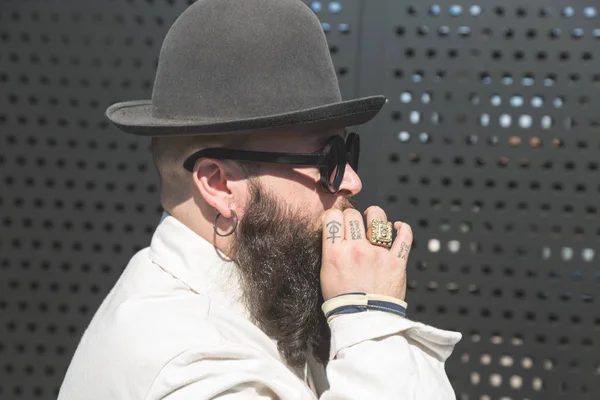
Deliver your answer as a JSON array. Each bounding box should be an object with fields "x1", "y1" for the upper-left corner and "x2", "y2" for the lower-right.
[{"x1": 183, "y1": 132, "x2": 360, "y2": 193}]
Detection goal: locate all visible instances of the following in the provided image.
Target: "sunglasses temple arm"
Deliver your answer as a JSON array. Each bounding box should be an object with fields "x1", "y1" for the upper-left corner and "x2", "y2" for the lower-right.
[{"x1": 184, "y1": 149, "x2": 326, "y2": 171}]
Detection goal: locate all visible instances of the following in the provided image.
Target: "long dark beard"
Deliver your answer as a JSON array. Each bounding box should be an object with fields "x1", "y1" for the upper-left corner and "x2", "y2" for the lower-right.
[{"x1": 229, "y1": 182, "x2": 333, "y2": 367}]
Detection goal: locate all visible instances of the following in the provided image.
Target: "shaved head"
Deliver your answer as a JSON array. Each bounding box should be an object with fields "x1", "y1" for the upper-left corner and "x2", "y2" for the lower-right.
[{"x1": 150, "y1": 134, "x2": 254, "y2": 209}]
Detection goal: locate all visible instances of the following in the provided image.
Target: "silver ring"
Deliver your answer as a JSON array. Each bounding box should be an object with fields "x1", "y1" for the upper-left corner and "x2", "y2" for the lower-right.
[{"x1": 213, "y1": 209, "x2": 238, "y2": 237}]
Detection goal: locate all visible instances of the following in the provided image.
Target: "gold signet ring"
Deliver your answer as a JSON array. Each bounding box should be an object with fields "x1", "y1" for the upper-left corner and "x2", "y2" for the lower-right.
[{"x1": 367, "y1": 219, "x2": 393, "y2": 248}]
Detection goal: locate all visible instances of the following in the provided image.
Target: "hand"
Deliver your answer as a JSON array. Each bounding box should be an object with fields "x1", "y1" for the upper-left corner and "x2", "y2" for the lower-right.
[{"x1": 320, "y1": 206, "x2": 412, "y2": 302}]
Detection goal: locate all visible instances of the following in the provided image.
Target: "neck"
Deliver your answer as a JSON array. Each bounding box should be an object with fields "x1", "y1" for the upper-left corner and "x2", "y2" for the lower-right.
[{"x1": 166, "y1": 202, "x2": 234, "y2": 257}]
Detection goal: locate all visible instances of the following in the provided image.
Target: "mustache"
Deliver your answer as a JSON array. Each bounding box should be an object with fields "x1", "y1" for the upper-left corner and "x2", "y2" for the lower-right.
[
  {"x1": 312, "y1": 198, "x2": 357, "y2": 232},
  {"x1": 337, "y1": 197, "x2": 357, "y2": 212}
]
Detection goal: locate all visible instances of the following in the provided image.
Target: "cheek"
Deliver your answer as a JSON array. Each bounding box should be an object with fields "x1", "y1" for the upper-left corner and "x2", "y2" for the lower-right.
[
  {"x1": 256, "y1": 172, "x2": 331, "y2": 215},
  {"x1": 258, "y1": 165, "x2": 319, "y2": 197}
]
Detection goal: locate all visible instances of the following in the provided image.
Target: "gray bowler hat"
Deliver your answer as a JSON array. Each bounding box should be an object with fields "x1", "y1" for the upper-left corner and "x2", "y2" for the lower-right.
[{"x1": 106, "y1": 0, "x2": 387, "y2": 136}]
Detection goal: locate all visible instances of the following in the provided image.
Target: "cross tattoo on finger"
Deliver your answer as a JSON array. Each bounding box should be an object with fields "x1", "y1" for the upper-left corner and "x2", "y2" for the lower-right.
[{"x1": 327, "y1": 220, "x2": 342, "y2": 244}]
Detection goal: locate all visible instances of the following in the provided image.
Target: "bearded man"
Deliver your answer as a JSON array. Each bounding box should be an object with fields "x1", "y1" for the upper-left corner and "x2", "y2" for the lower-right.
[{"x1": 59, "y1": 0, "x2": 462, "y2": 398}]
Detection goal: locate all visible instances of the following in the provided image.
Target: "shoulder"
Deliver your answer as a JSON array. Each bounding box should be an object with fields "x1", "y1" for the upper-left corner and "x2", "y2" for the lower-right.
[
  {"x1": 61, "y1": 286, "x2": 228, "y2": 399},
  {"x1": 107, "y1": 296, "x2": 304, "y2": 399},
  {"x1": 77, "y1": 249, "x2": 223, "y2": 367}
]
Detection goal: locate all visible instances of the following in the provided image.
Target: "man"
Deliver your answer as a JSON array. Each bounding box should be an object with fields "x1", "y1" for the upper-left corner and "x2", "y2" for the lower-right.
[{"x1": 59, "y1": 0, "x2": 462, "y2": 398}]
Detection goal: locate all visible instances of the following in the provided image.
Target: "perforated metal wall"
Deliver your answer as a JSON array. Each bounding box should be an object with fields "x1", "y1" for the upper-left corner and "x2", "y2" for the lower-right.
[
  {"x1": 365, "y1": 1, "x2": 600, "y2": 399},
  {"x1": 0, "y1": 1, "x2": 598, "y2": 399},
  {"x1": 0, "y1": 1, "x2": 183, "y2": 398}
]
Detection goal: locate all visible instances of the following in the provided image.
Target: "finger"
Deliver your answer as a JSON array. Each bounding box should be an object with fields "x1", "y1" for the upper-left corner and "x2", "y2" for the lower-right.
[
  {"x1": 322, "y1": 209, "x2": 344, "y2": 249},
  {"x1": 390, "y1": 221, "x2": 413, "y2": 261},
  {"x1": 343, "y1": 208, "x2": 366, "y2": 241},
  {"x1": 364, "y1": 206, "x2": 388, "y2": 226}
]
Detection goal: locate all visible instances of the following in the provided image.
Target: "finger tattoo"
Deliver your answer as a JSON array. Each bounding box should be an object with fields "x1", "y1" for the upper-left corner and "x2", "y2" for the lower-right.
[
  {"x1": 326, "y1": 220, "x2": 342, "y2": 243},
  {"x1": 398, "y1": 242, "x2": 410, "y2": 260},
  {"x1": 349, "y1": 220, "x2": 362, "y2": 240}
]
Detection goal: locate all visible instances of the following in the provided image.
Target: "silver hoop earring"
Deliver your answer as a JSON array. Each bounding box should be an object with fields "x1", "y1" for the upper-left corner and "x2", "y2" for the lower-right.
[{"x1": 213, "y1": 210, "x2": 238, "y2": 237}]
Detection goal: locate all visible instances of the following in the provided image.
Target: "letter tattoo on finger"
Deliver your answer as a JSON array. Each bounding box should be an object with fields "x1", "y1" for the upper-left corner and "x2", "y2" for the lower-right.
[
  {"x1": 326, "y1": 220, "x2": 342, "y2": 243},
  {"x1": 349, "y1": 220, "x2": 362, "y2": 240},
  {"x1": 398, "y1": 242, "x2": 410, "y2": 260}
]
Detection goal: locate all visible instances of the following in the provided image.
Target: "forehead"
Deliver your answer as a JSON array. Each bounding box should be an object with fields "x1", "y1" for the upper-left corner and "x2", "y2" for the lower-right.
[
  {"x1": 305, "y1": 127, "x2": 348, "y2": 139},
  {"x1": 242, "y1": 128, "x2": 347, "y2": 151}
]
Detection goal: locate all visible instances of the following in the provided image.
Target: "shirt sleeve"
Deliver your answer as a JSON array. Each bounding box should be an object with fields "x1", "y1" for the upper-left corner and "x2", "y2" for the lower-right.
[
  {"x1": 320, "y1": 311, "x2": 462, "y2": 400},
  {"x1": 145, "y1": 313, "x2": 461, "y2": 400}
]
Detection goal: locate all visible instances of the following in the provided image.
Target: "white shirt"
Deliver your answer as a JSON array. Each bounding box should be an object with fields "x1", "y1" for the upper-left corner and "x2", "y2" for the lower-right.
[{"x1": 59, "y1": 214, "x2": 462, "y2": 399}]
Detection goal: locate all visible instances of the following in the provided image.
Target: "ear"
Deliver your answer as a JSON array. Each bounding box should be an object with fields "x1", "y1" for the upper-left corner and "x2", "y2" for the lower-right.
[{"x1": 192, "y1": 158, "x2": 246, "y2": 219}]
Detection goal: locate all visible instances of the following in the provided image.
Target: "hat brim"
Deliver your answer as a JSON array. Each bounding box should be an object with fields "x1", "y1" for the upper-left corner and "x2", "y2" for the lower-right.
[{"x1": 105, "y1": 96, "x2": 387, "y2": 136}]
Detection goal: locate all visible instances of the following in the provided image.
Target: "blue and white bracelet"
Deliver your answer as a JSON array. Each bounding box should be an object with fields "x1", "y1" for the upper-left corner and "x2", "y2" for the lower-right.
[{"x1": 321, "y1": 292, "x2": 408, "y2": 323}]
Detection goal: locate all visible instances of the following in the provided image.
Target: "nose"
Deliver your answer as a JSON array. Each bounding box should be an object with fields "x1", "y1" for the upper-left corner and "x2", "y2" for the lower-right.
[{"x1": 336, "y1": 163, "x2": 362, "y2": 197}]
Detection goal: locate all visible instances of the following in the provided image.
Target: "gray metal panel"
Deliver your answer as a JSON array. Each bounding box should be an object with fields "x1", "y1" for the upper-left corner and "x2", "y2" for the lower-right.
[
  {"x1": 0, "y1": 1, "x2": 184, "y2": 398},
  {"x1": 303, "y1": 0, "x2": 361, "y2": 99},
  {"x1": 363, "y1": 1, "x2": 600, "y2": 398},
  {"x1": 1, "y1": 1, "x2": 599, "y2": 399}
]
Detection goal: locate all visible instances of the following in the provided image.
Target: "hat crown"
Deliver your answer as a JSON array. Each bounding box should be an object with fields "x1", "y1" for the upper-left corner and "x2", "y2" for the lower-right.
[{"x1": 151, "y1": 0, "x2": 342, "y2": 121}]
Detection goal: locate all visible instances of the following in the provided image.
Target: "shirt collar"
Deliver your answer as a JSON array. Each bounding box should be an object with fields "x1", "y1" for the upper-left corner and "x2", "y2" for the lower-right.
[{"x1": 149, "y1": 211, "x2": 247, "y2": 315}]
